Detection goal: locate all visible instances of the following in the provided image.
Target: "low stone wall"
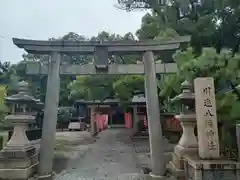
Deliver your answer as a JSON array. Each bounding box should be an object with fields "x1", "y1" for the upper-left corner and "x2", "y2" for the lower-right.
[{"x1": 184, "y1": 155, "x2": 240, "y2": 180}]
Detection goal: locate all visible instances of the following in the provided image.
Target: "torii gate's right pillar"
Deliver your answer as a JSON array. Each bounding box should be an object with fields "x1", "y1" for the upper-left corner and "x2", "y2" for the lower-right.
[{"x1": 143, "y1": 51, "x2": 166, "y2": 178}]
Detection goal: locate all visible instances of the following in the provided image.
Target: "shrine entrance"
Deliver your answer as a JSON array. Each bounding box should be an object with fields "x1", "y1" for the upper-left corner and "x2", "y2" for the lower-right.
[
  {"x1": 111, "y1": 108, "x2": 125, "y2": 125},
  {"x1": 75, "y1": 99, "x2": 126, "y2": 127},
  {"x1": 13, "y1": 36, "x2": 189, "y2": 179}
]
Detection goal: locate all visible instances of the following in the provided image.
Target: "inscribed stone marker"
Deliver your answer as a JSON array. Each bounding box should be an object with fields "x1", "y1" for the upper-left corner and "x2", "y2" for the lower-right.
[{"x1": 194, "y1": 77, "x2": 220, "y2": 159}]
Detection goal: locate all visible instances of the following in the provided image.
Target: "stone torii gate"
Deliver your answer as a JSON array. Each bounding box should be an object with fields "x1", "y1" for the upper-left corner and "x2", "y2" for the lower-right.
[{"x1": 13, "y1": 37, "x2": 189, "y2": 179}]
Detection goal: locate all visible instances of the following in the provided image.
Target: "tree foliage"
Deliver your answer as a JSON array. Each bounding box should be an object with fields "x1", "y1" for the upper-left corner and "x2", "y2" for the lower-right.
[
  {"x1": 116, "y1": 0, "x2": 240, "y2": 127},
  {"x1": 69, "y1": 75, "x2": 118, "y2": 101},
  {"x1": 159, "y1": 47, "x2": 240, "y2": 124},
  {"x1": 0, "y1": 0, "x2": 238, "y2": 131},
  {"x1": 118, "y1": 0, "x2": 240, "y2": 54},
  {"x1": 68, "y1": 31, "x2": 140, "y2": 102},
  {"x1": 113, "y1": 75, "x2": 145, "y2": 101}
]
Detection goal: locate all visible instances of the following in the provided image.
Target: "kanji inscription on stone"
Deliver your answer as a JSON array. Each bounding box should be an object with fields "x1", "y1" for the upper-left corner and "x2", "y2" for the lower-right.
[
  {"x1": 194, "y1": 77, "x2": 220, "y2": 159},
  {"x1": 203, "y1": 170, "x2": 236, "y2": 180},
  {"x1": 204, "y1": 98, "x2": 212, "y2": 108}
]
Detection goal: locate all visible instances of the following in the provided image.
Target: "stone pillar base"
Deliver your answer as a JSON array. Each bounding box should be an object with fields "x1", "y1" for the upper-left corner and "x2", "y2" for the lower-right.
[
  {"x1": 0, "y1": 162, "x2": 38, "y2": 180},
  {"x1": 1, "y1": 144, "x2": 36, "y2": 157},
  {"x1": 168, "y1": 152, "x2": 185, "y2": 180},
  {"x1": 38, "y1": 173, "x2": 53, "y2": 180},
  {"x1": 170, "y1": 152, "x2": 185, "y2": 170},
  {"x1": 174, "y1": 144, "x2": 198, "y2": 158},
  {"x1": 168, "y1": 150, "x2": 196, "y2": 180},
  {"x1": 148, "y1": 172, "x2": 167, "y2": 179},
  {"x1": 0, "y1": 146, "x2": 38, "y2": 180},
  {"x1": 168, "y1": 160, "x2": 185, "y2": 180},
  {"x1": 184, "y1": 155, "x2": 240, "y2": 180},
  {"x1": 170, "y1": 144, "x2": 198, "y2": 170}
]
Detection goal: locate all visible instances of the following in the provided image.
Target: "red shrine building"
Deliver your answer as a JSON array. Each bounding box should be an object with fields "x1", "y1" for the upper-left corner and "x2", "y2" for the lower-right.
[
  {"x1": 74, "y1": 92, "x2": 148, "y2": 132},
  {"x1": 74, "y1": 92, "x2": 181, "y2": 140}
]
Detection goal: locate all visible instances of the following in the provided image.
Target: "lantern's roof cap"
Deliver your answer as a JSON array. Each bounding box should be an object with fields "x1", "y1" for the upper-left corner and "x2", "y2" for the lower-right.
[
  {"x1": 103, "y1": 98, "x2": 118, "y2": 103},
  {"x1": 181, "y1": 80, "x2": 191, "y2": 89},
  {"x1": 131, "y1": 93, "x2": 146, "y2": 103},
  {"x1": 18, "y1": 80, "x2": 28, "y2": 92},
  {"x1": 5, "y1": 81, "x2": 39, "y2": 103},
  {"x1": 18, "y1": 80, "x2": 28, "y2": 87},
  {"x1": 5, "y1": 94, "x2": 40, "y2": 103},
  {"x1": 171, "y1": 80, "x2": 194, "y2": 103}
]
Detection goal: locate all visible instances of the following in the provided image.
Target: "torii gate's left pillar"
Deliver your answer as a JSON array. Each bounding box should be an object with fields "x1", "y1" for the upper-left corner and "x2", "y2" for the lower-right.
[{"x1": 38, "y1": 52, "x2": 61, "y2": 179}]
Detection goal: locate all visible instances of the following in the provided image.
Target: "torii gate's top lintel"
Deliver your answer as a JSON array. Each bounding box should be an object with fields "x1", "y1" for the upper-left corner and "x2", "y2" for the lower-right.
[{"x1": 12, "y1": 36, "x2": 190, "y2": 55}]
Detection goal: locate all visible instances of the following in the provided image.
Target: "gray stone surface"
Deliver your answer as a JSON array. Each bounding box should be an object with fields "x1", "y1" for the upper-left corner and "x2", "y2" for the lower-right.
[
  {"x1": 143, "y1": 51, "x2": 165, "y2": 176},
  {"x1": 132, "y1": 138, "x2": 174, "y2": 154},
  {"x1": 132, "y1": 137, "x2": 175, "y2": 172},
  {"x1": 55, "y1": 129, "x2": 146, "y2": 180},
  {"x1": 13, "y1": 37, "x2": 190, "y2": 55},
  {"x1": 39, "y1": 52, "x2": 61, "y2": 177}
]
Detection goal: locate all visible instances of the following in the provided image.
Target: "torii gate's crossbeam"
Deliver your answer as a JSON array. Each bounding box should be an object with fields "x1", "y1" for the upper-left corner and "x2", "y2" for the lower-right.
[
  {"x1": 13, "y1": 36, "x2": 190, "y2": 54},
  {"x1": 26, "y1": 62, "x2": 177, "y2": 75}
]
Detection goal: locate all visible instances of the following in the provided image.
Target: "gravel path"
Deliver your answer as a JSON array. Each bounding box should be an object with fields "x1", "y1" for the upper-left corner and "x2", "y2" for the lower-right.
[{"x1": 55, "y1": 129, "x2": 146, "y2": 180}]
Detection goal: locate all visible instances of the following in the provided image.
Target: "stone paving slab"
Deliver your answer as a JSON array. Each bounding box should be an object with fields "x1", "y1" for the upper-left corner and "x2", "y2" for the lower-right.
[{"x1": 55, "y1": 129, "x2": 145, "y2": 180}]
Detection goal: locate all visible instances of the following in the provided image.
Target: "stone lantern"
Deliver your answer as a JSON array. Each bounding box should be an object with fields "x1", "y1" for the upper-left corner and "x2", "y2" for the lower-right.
[
  {"x1": 0, "y1": 81, "x2": 39, "y2": 180},
  {"x1": 169, "y1": 80, "x2": 198, "y2": 179}
]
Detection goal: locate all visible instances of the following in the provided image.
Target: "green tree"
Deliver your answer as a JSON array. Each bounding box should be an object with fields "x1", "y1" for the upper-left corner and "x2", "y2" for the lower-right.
[
  {"x1": 113, "y1": 75, "x2": 145, "y2": 101},
  {"x1": 69, "y1": 75, "x2": 118, "y2": 101},
  {"x1": 117, "y1": 0, "x2": 240, "y2": 54},
  {"x1": 17, "y1": 32, "x2": 91, "y2": 104},
  {"x1": 68, "y1": 31, "x2": 141, "y2": 102},
  {"x1": 160, "y1": 47, "x2": 240, "y2": 123}
]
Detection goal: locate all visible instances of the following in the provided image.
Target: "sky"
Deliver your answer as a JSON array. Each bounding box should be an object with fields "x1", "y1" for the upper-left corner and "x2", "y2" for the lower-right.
[{"x1": 0, "y1": 0, "x2": 146, "y2": 63}]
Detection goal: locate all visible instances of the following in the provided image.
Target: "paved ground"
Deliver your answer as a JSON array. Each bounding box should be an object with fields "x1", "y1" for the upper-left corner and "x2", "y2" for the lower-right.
[
  {"x1": 55, "y1": 131, "x2": 94, "y2": 145},
  {"x1": 131, "y1": 137, "x2": 175, "y2": 171},
  {"x1": 55, "y1": 129, "x2": 146, "y2": 180},
  {"x1": 53, "y1": 131, "x2": 96, "y2": 174}
]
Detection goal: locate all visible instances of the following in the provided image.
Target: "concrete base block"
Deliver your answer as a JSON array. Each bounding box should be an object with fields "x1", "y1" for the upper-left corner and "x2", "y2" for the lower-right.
[
  {"x1": 168, "y1": 145, "x2": 198, "y2": 180},
  {"x1": 171, "y1": 152, "x2": 184, "y2": 170},
  {"x1": 0, "y1": 145, "x2": 38, "y2": 180},
  {"x1": 0, "y1": 153, "x2": 38, "y2": 169},
  {"x1": 168, "y1": 161, "x2": 185, "y2": 180},
  {"x1": 0, "y1": 145, "x2": 36, "y2": 159},
  {"x1": 0, "y1": 162, "x2": 38, "y2": 180},
  {"x1": 184, "y1": 155, "x2": 240, "y2": 180}
]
